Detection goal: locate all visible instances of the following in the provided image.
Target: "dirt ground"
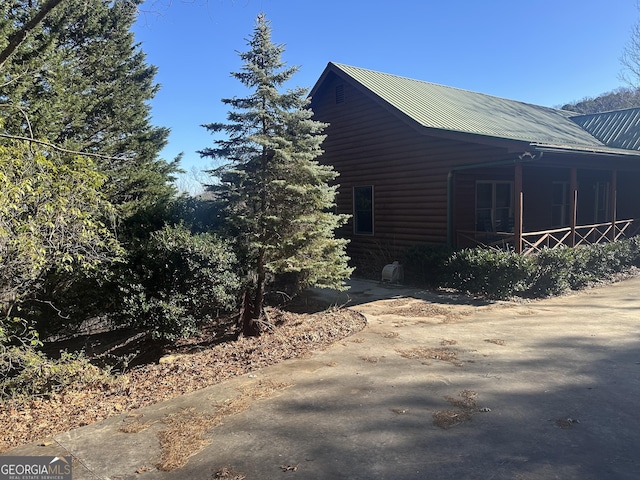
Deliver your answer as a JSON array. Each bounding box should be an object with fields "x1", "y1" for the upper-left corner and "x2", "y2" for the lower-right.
[
  {"x1": 0, "y1": 307, "x2": 366, "y2": 453},
  {"x1": 6, "y1": 275, "x2": 640, "y2": 479}
]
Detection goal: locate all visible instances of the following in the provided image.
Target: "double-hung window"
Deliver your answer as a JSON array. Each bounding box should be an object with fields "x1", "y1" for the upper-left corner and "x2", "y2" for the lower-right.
[
  {"x1": 353, "y1": 186, "x2": 374, "y2": 235},
  {"x1": 476, "y1": 181, "x2": 513, "y2": 232},
  {"x1": 552, "y1": 181, "x2": 570, "y2": 227},
  {"x1": 594, "y1": 181, "x2": 610, "y2": 223}
]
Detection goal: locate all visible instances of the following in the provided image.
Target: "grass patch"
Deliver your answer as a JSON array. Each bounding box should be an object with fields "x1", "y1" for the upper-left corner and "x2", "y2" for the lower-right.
[
  {"x1": 360, "y1": 356, "x2": 379, "y2": 363},
  {"x1": 378, "y1": 299, "x2": 465, "y2": 323},
  {"x1": 157, "y1": 408, "x2": 217, "y2": 471},
  {"x1": 432, "y1": 409, "x2": 474, "y2": 429}
]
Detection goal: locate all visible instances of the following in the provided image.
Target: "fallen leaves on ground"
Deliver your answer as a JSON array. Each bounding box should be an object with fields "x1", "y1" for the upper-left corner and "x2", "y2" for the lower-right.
[
  {"x1": 377, "y1": 299, "x2": 470, "y2": 323},
  {"x1": 397, "y1": 346, "x2": 463, "y2": 367},
  {"x1": 214, "y1": 466, "x2": 247, "y2": 479},
  {"x1": 0, "y1": 308, "x2": 366, "y2": 453},
  {"x1": 433, "y1": 390, "x2": 479, "y2": 429}
]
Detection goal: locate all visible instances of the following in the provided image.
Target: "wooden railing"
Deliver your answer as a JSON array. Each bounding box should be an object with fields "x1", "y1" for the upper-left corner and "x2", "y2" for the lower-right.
[
  {"x1": 457, "y1": 230, "x2": 515, "y2": 250},
  {"x1": 457, "y1": 218, "x2": 639, "y2": 255}
]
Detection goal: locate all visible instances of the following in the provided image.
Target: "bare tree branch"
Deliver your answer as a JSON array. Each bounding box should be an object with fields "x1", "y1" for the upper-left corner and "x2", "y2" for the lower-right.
[
  {"x1": 0, "y1": 0, "x2": 67, "y2": 71},
  {"x1": 620, "y1": 3, "x2": 640, "y2": 88},
  {"x1": 0, "y1": 103, "x2": 34, "y2": 139},
  {"x1": 0, "y1": 133, "x2": 131, "y2": 161}
]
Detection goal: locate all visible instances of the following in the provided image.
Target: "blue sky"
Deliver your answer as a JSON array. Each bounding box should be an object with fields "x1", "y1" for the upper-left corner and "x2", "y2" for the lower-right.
[{"x1": 133, "y1": 0, "x2": 639, "y2": 192}]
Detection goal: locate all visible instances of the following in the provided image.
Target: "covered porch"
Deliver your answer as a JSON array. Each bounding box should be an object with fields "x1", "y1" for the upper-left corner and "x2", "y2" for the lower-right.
[
  {"x1": 451, "y1": 149, "x2": 640, "y2": 255},
  {"x1": 458, "y1": 218, "x2": 639, "y2": 255}
]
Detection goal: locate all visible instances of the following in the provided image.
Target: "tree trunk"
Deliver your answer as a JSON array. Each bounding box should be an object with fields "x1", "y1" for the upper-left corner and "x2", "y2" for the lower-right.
[
  {"x1": 239, "y1": 249, "x2": 267, "y2": 337},
  {"x1": 239, "y1": 288, "x2": 260, "y2": 337}
]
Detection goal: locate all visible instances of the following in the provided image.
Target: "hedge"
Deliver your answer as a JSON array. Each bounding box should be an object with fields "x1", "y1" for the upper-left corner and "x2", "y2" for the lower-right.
[{"x1": 423, "y1": 237, "x2": 640, "y2": 300}]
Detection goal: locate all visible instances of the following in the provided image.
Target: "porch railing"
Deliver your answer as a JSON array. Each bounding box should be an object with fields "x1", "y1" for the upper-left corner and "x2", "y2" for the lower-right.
[{"x1": 457, "y1": 218, "x2": 639, "y2": 255}]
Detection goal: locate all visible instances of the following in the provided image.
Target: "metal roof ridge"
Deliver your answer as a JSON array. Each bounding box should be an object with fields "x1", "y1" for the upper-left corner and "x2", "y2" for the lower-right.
[
  {"x1": 568, "y1": 106, "x2": 640, "y2": 118},
  {"x1": 329, "y1": 62, "x2": 571, "y2": 116},
  {"x1": 327, "y1": 62, "x2": 609, "y2": 148}
]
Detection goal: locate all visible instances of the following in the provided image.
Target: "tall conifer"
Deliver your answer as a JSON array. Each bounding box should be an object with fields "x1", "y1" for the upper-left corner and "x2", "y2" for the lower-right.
[
  {"x1": 0, "y1": 0, "x2": 176, "y2": 220},
  {"x1": 200, "y1": 14, "x2": 352, "y2": 336}
]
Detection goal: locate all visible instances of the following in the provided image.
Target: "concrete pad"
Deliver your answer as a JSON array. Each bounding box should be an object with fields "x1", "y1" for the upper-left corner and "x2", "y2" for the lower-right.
[{"x1": 6, "y1": 277, "x2": 640, "y2": 479}]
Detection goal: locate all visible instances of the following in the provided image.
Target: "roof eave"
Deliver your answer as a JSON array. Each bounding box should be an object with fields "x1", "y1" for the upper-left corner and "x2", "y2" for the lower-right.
[
  {"x1": 311, "y1": 63, "x2": 640, "y2": 158},
  {"x1": 531, "y1": 143, "x2": 640, "y2": 157},
  {"x1": 309, "y1": 62, "x2": 342, "y2": 99}
]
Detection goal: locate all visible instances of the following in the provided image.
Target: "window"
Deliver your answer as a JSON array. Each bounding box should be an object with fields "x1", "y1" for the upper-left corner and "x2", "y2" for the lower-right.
[
  {"x1": 335, "y1": 84, "x2": 345, "y2": 104},
  {"x1": 551, "y1": 181, "x2": 569, "y2": 227},
  {"x1": 594, "y1": 182, "x2": 610, "y2": 223},
  {"x1": 353, "y1": 186, "x2": 373, "y2": 235},
  {"x1": 476, "y1": 181, "x2": 513, "y2": 232}
]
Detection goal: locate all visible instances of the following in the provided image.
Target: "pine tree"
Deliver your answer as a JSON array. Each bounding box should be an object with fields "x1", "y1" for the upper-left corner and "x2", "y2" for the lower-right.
[
  {"x1": 0, "y1": 0, "x2": 177, "y2": 220},
  {"x1": 0, "y1": 0, "x2": 180, "y2": 333},
  {"x1": 199, "y1": 14, "x2": 352, "y2": 336}
]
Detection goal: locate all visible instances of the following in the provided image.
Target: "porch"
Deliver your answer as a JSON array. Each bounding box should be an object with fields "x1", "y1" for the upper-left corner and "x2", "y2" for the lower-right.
[
  {"x1": 451, "y1": 158, "x2": 640, "y2": 255},
  {"x1": 457, "y1": 218, "x2": 640, "y2": 255}
]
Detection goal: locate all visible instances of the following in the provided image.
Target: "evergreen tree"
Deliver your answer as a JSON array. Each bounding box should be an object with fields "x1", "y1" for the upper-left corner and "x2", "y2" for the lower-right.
[
  {"x1": 199, "y1": 14, "x2": 352, "y2": 336},
  {"x1": 0, "y1": 0, "x2": 177, "y2": 221},
  {"x1": 1, "y1": 0, "x2": 182, "y2": 334}
]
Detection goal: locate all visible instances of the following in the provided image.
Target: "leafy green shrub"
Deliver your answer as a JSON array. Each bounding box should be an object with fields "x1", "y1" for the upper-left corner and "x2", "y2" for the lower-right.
[
  {"x1": 566, "y1": 246, "x2": 595, "y2": 290},
  {"x1": 443, "y1": 238, "x2": 640, "y2": 300},
  {"x1": 0, "y1": 142, "x2": 122, "y2": 325},
  {"x1": 599, "y1": 238, "x2": 640, "y2": 272},
  {"x1": 1, "y1": 316, "x2": 116, "y2": 401},
  {"x1": 585, "y1": 244, "x2": 615, "y2": 278},
  {"x1": 113, "y1": 225, "x2": 241, "y2": 341},
  {"x1": 529, "y1": 239, "x2": 640, "y2": 297},
  {"x1": 445, "y1": 248, "x2": 535, "y2": 299},
  {"x1": 0, "y1": 345, "x2": 116, "y2": 401},
  {"x1": 629, "y1": 236, "x2": 640, "y2": 266},
  {"x1": 404, "y1": 244, "x2": 455, "y2": 285},
  {"x1": 526, "y1": 247, "x2": 575, "y2": 297}
]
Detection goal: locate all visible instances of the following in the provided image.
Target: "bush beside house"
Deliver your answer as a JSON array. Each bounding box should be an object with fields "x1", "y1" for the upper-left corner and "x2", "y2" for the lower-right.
[{"x1": 430, "y1": 237, "x2": 640, "y2": 299}]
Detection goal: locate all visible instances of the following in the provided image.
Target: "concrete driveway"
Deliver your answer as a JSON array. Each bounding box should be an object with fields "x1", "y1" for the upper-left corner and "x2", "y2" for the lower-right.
[{"x1": 7, "y1": 276, "x2": 640, "y2": 479}]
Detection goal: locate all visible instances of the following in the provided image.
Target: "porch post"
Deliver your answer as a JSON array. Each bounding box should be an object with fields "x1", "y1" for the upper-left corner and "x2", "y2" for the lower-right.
[
  {"x1": 569, "y1": 167, "x2": 577, "y2": 247},
  {"x1": 514, "y1": 163, "x2": 523, "y2": 253},
  {"x1": 610, "y1": 169, "x2": 617, "y2": 241}
]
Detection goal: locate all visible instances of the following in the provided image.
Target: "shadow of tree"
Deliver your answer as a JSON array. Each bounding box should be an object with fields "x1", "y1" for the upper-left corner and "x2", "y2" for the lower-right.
[{"x1": 166, "y1": 277, "x2": 640, "y2": 479}]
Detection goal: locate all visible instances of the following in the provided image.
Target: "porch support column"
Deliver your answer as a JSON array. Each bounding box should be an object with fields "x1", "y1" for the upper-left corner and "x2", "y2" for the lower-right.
[
  {"x1": 610, "y1": 169, "x2": 617, "y2": 241},
  {"x1": 514, "y1": 163, "x2": 523, "y2": 253},
  {"x1": 569, "y1": 167, "x2": 577, "y2": 247}
]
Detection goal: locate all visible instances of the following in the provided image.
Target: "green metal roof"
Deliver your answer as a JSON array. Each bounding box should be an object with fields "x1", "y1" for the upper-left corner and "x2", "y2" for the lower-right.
[
  {"x1": 321, "y1": 63, "x2": 632, "y2": 151},
  {"x1": 570, "y1": 108, "x2": 640, "y2": 151}
]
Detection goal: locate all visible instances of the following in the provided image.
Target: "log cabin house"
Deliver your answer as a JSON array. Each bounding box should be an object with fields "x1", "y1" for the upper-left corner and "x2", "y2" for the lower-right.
[{"x1": 309, "y1": 62, "x2": 640, "y2": 272}]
